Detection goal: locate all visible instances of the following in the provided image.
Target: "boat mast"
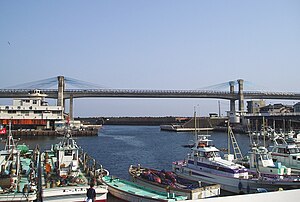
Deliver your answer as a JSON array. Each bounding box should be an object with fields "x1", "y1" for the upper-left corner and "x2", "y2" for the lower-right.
[
  {"x1": 5, "y1": 120, "x2": 16, "y2": 151},
  {"x1": 262, "y1": 116, "x2": 266, "y2": 147},
  {"x1": 194, "y1": 106, "x2": 197, "y2": 143},
  {"x1": 227, "y1": 120, "x2": 230, "y2": 155}
]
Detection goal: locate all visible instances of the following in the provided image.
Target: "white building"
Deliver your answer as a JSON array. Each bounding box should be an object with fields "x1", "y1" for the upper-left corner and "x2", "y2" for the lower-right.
[{"x1": 0, "y1": 89, "x2": 63, "y2": 130}]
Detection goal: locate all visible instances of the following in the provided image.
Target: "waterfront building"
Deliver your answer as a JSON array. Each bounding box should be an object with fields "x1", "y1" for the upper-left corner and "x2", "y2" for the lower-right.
[
  {"x1": 260, "y1": 103, "x2": 293, "y2": 114},
  {"x1": 0, "y1": 89, "x2": 63, "y2": 130},
  {"x1": 247, "y1": 100, "x2": 266, "y2": 114},
  {"x1": 293, "y1": 102, "x2": 300, "y2": 113}
]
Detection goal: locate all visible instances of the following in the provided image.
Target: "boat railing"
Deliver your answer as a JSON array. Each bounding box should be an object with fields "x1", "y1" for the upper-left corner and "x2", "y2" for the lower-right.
[{"x1": 173, "y1": 160, "x2": 186, "y2": 166}]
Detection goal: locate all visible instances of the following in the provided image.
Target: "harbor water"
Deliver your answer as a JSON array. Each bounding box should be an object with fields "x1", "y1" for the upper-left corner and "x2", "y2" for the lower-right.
[{"x1": 17, "y1": 125, "x2": 269, "y2": 201}]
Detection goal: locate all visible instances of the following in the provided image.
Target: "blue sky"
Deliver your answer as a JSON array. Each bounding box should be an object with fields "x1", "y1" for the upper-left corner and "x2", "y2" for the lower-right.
[{"x1": 1, "y1": 1, "x2": 300, "y2": 117}]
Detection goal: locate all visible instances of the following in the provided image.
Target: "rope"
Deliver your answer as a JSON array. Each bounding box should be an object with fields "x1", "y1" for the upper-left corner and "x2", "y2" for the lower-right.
[
  {"x1": 3, "y1": 76, "x2": 270, "y2": 92},
  {"x1": 3, "y1": 76, "x2": 108, "y2": 90},
  {"x1": 64, "y1": 77, "x2": 108, "y2": 89},
  {"x1": 4, "y1": 77, "x2": 57, "y2": 89}
]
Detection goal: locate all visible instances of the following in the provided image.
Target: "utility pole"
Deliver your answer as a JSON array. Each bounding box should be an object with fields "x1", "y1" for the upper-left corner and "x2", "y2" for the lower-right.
[{"x1": 218, "y1": 101, "x2": 221, "y2": 117}]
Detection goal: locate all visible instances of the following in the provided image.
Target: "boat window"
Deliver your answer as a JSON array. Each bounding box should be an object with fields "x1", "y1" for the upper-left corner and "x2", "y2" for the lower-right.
[
  {"x1": 278, "y1": 148, "x2": 285, "y2": 154},
  {"x1": 213, "y1": 151, "x2": 220, "y2": 157},
  {"x1": 199, "y1": 152, "x2": 205, "y2": 157},
  {"x1": 205, "y1": 152, "x2": 213, "y2": 158},
  {"x1": 261, "y1": 154, "x2": 269, "y2": 160},
  {"x1": 64, "y1": 150, "x2": 73, "y2": 156},
  {"x1": 288, "y1": 148, "x2": 300, "y2": 154},
  {"x1": 275, "y1": 139, "x2": 285, "y2": 145}
]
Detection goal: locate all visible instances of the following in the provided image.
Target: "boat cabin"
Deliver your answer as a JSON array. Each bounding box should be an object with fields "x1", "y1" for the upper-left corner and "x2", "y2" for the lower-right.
[
  {"x1": 249, "y1": 146, "x2": 291, "y2": 175},
  {"x1": 55, "y1": 130, "x2": 80, "y2": 177},
  {"x1": 270, "y1": 137, "x2": 300, "y2": 171}
]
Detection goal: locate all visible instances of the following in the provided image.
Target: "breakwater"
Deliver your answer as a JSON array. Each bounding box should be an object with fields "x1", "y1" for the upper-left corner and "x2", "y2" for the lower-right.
[
  {"x1": 76, "y1": 116, "x2": 223, "y2": 126},
  {"x1": 76, "y1": 116, "x2": 183, "y2": 126}
]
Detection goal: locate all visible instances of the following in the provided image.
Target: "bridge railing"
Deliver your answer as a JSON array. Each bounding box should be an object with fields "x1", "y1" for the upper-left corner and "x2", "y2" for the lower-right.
[
  {"x1": 0, "y1": 88, "x2": 299, "y2": 97},
  {"x1": 60, "y1": 89, "x2": 236, "y2": 95}
]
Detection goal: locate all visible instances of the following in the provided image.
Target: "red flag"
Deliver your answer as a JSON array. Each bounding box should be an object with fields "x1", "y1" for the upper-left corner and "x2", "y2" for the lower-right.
[
  {"x1": 66, "y1": 116, "x2": 70, "y2": 124},
  {"x1": 0, "y1": 128, "x2": 6, "y2": 135}
]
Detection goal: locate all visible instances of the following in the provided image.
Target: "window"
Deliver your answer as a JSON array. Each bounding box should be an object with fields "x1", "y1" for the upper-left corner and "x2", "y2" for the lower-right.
[
  {"x1": 64, "y1": 150, "x2": 73, "y2": 156},
  {"x1": 261, "y1": 154, "x2": 269, "y2": 160},
  {"x1": 214, "y1": 151, "x2": 220, "y2": 157},
  {"x1": 33, "y1": 100, "x2": 37, "y2": 104}
]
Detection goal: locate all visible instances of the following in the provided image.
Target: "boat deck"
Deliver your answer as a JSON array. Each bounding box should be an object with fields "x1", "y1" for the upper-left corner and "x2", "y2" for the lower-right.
[{"x1": 102, "y1": 176, "x2": 187, "y2": 201}]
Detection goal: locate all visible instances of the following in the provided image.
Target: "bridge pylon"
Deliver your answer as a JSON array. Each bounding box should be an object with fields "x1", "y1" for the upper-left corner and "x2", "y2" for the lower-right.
[
  {"x1": 229, "y1": 81, "x2": 236, "y2": 113},
  {"x1": 57, "y1": 76, "x2": 65, "y2": 113},
  {"x1": 238, "y1": 79, "x2": 244, "y2": 112}
]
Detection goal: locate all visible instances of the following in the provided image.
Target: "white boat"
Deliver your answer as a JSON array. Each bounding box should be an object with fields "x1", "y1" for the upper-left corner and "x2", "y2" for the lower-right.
[
  {"x1": 269, "y1": 137, "x2": 300, "y2": 173},
  {"x1": 172, "y1": 134, "x2": 300, "y2": 194},
  {"x1": 0, "y1": 123, "x2": 37, "y2": 201},
  {"x1": 41, "y1": 124, "x2": 108, "y2": 202}
]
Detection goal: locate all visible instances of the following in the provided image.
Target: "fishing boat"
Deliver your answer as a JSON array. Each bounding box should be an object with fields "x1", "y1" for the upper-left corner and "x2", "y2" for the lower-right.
[
  {"x1": 129, "y1": 164, "x2": 220, "y2": 200},
  {"x1": 41, "y1": 123, "x2": 108, "y2": 202},
  {"x1": 246, "y1": 144, "x2": 292, "y2": 175},
  {"x1": 172, "y1": 133, "x2": 300, "y2": 194},
  {"x1": 101, "y1": 175, "x2": 187, "y2": 202},
  {"x1": 0, "y1": 123, "x2": 38, "y2": 201},
  {"x1": 269, "y1": 137, "x2": 300, "y2": 173}
]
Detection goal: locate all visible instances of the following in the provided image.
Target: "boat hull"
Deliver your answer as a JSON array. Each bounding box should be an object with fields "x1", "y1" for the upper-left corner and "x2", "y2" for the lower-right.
[
  {"x1": 271, "y1": 153, "x2": 300, "y2": 172},
  {"x1": 0, "y1": 192, "x2": 37, "y2": 202},
  {"x1": 42, "y1": 185, "x2": 107, "y2": 202},
  {"x1": 106, "y1": 184, "x2": 173, "y2": 202},
  {"x1": 102, "y1": 176, "x2": 187, "y2": 202},
  {"x1": 172, "y1": 162, "x2": 300, "y2": 194}
]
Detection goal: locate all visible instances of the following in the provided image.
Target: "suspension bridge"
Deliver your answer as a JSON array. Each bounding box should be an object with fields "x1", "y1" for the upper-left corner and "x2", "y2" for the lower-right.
[{"x1": 0, "y1": 76, "x2": 299, "y2": 119}]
